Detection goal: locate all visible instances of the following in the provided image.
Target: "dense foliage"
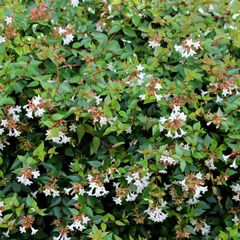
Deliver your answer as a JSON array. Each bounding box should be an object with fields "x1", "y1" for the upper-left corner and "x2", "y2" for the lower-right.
[{"x1": 0, "y1": 0, "x2": 240, "y2": 239}]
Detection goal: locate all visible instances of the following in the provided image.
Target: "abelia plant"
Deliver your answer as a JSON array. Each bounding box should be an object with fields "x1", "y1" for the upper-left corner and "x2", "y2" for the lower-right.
[{"x1": 0, "y1": 0, "x2": 240, "y2": 239}]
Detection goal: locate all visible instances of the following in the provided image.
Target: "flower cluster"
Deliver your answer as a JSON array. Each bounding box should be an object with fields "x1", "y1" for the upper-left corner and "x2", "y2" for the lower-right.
[
  {"x1": 159, "y1": 105, "x2": 187, "y2": 138},
  {"x1": 46, "y1": 129, "x2": 71, "y2": 144},
  {"x1": 19, "y1": 215, "x2": 38, "y2": 235},
  {"x1": 174, "y1": 38, "x2": 200, "y2": 58},
  {"x1": 87, "y1": 175, "x2": 109, "y2": 197},
  {"x1": 68, "y1": 215, "x2": 90, "y2": 232},
  {"x1": 17, "y1": 167, "x2": 40, "y2": 186},
  {"x1": 231, "y1": 183, "x2": 240, "y2": 202},
  {"x1": 112, "y1": 170, "x2": 151, "y2": 205},
  {"x1": 23, "y1": 95, "x2": 46, "y2": 118},
  {"x1": 175, "y1": 173, "x2": 208, "y2": 205},
  {"x1": 145, "y1": 203, "x2": 168, "y2": 223}
]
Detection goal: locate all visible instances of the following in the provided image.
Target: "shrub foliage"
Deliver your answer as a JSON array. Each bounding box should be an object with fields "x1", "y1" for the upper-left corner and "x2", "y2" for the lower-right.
[{"x1": 0, "y1": 0, "x2": 240, "y2": 239}]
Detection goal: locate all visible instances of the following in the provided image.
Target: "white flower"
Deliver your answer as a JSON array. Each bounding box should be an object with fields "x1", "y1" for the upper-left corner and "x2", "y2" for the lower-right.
[
  {"x1": 15, "y1": 105, "x2": 22, "y2": 113},
  {"x1": 160, "y1": 155, "x2": 178, "y2": 165},
  {"x1": 205, "y1": 158, "x2": 216, "y2": 170},
  {"x1": 69, "y1": 221, "x2": 86, "y2": 231},
  {"x1": 71, "y1": 0, "x2": 80, "y2": 7},
  {"x1": 175, "y1": 39, "x2": 200, "y2": 58},
  {"x1": 43, "y1": 188, "x2": 51, "y2": 196},
  {"x1": 126, "y1": 192, "x2": 138, "y2": 202},
  {"x1": 32, "y1": 95, "x2": 42, "y2": 106},
  {"x1": 139, "y1": 94, "x2": 145, "y2": 100},
  {"x1": 17, "y1": 176, "x2": 33, "y2": 186},
  {"x1": 186, "y1": 38, "x2": 194, "y2": 47},
  {"x1": 208, "y1": 4, "x2": 215, "y2": 12},
  {"x1": 198, "y1": 7, "x2": 205, "y2": 14},
  {"x1": 148, "y1": 40, "x2": 160, "y2": 48},
  {"x1": 232, "y1": 13, "x2": 240, "y2": 20},
  {"x1": 0, "y1": 143, "x2": 5, "y2": 151},
  {"x1": 223, "y1": 154, "x2": 231, "y2": 162},
  {"x1": 216, "y1": 95, "x2": 223, "y2": 103},
  {"x1": 31, "y1": 227, "x2": 38, "y2": 235},
  {"x1": 194, "y1": 186, "x2": 208, "y2": 199},
  {"x1": 137, "y1": 72, "x2": 145, "y2": 80},
  {"x1": 192, "y1": 41, "x2": 200, "y2": 49},
  {"x1": 95, "y1": 96, "x2": 103, "y2": 105},
  {"x1": 125, "y1": 126, "x2": 132, "y2": 134},
  {"x1": 113, "y1": 197, "x2": 122, "y2": 205},
  {"x1": 25, "y1": 109, "x2": 34, "y2": 118},
  {"x1": 19, "y1": 226, "x2": 26, "y2": 233},
  {"x1": 159, "y1": 117, "x2": 167, "y2": 124},
  {"x1": 35, "y1": 108, "x2": 45, "y2": 117},
  {"x1": 145, "y1": 207, "x2": 168, "y2": 222},
  {"x1": 0, "y1": 128, "x2": 4, "y2": 135},
  {"x1": 51, "y1": 137, "x2": 61, "y2": 144},
  {"x1": 32, "y1": 170, "x2": 40, "y2": 179},
  {"x1": 69, "y1": 124, "x2": 77, "y2": 132},
  {"x1": 155, "y1": 94, "x2": 163, "y2": 101},
  {"x1": 155, "y1": 83, "x2": 162, "y2": 90},
  {"x1": 2, "y1": 229, "x2": 9, "y2": 237},
  {"x1": 174, "y1": 44, "x2": 182, "y2": 52},
  {"x1": 87, "y1": 182, "x2": 109, "y2": 197},
  {"x1": 230, "y1": 159, "x2": 238, "y2": 169},
  {"x1": 200, "y1": 222, "x2": 211, "y2": 235},
  {"x1": 8, "y1": 106, "x2": 15, "y2": 115},
  {"x1": 52, "y1": 189, "x2": 60, "y2": 197},
  {"x1": 99, "y1": 116, "x2": 108, "y2": 126},
  {"x1": 64, "y1": 187, "x2": 72, "y2": 195},
  {"x1": 195, "y1": 172, "x2": 203, "y2": 180},
  {"x1": 87, "y1": 175, "x2": 93, "y2": 181},
  {"x1": 112, "y1": 182, "x2": 119, "y2": 189},
  {"x1": 0, "y1": 36, "x2": 6, "y2": 44},
  {"x1": 58, "y1": 27, "x2": 67, "y2": 35},
  {"x1": 231, "y1": 183, "x2": 240, "y2": 201},
  {"x1": 232, "y1": 215, "x2": 239, "y2": 223},
  {"x1": 61, "y1": 135, "x2": 71, "y2": 144},
  {"x1": 82, "y1": 216, "x2": 90, "y2": 224},
  {"x1": 8, "y1": 128, "x2": 21, "y2": 137},
  {"x1": 126, "y1": 175, "x2": 133, "y2": 183},
  {"x1": 137, "y1": 64, "x2": 144, "y2": 72},
  {"x1": 1, "y1": 119, "x2": 8, "y2": 127},
  {"x1": 63, "y1": 34, "x2": 74, "y2": 45},
  {"x1": 107, "y1": 62, "x2": 115, "y2": 71},
  {"x1": 5, "y1": 16, "x2": 13, "y2": 25}
]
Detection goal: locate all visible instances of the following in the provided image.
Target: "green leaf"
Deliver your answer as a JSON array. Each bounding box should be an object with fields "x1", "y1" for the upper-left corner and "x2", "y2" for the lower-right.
[
  {"x1": 88, "y1": 160, "x2": 102, "y2": 168},
  {"x1": 132, "y1": 16, "x2": 141, "y2": 26},
  {"x1": 33, "y1": 141, "x2": 46, "y2": 162},
  {"x1": 92, "y1": 32, "x2": 108, "y2": 46},
  {"x1": 88, "y1": 230, "x2": 109, "y2": 240},
  {"x1": 112, "y1": 142, "x2": 125, "y2": 148},
  {"x1": 91, "y1": 136, "x2": 101, "y2": 154},
  {"x1": 123, "y1": 26, "x2": 137, "y2": 38},
  {"x1": 108, "y1": 25, "x2": 121, "y2": 35},
  {"x1": 26, "y1": 195, "x2": 46, "y2": 216},
  {"x1": 51, "y1": 113, "x2": 65, "y2": 121},
  {"x1": 106, "y1": 40, "x2": 122, "y2": 54},
  {"x1": 115, "y1": 220, "x2": 125, "y2": 226},
  {"x1": 103, "y1": 126, "x2": 117, "y2": 135},
  {"x1": 194, "y1": 208, "x2": 205, "y2": 216},
  {"x1": 77, "y1": 124, "x2": 85, "y2": 143},
  {"x1": 179, "y1": 159, "x2": 186, "y2": 172},
  {"x1": 0, "y1": 44, "x2": 5, "y2": 63},
  {"x1": 0, "y1": 96, "x2": 15, "y2": 106},
  {"x1": 72, "y1": 42, "x2": 82, "y2": 48},
  {"x1": 46, "y1": 127, "x2": 59, "y2": 140}
]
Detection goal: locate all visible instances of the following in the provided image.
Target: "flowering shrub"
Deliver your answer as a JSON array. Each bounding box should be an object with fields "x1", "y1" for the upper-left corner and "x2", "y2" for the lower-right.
[{"x1": 0, "y1": 0, "x2": 240, "y2": 239}]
